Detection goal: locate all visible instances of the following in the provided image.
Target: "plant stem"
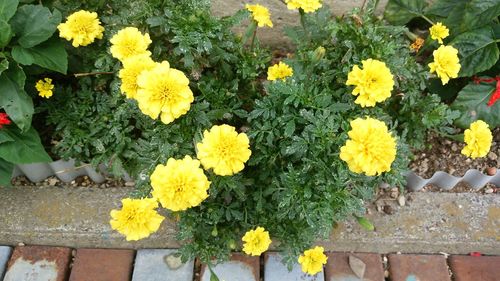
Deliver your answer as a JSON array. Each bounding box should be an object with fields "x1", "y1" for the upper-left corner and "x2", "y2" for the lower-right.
[
  {"x1": 299, "y1": 8, "x2": 310, "y2": 40},
  {"x1": 421, "y1": 14, "x2": 434, "y2": 25},
  {"x1": 73, "y1": 71, "x2": 114, "y2": 77},
  {"x1": 250, "y1": 26, "x2": 257, "y2": 51}
]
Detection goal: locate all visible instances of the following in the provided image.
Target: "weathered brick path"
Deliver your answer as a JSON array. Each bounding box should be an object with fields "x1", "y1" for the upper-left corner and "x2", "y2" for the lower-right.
[{"x1": 1, "y1": 245, "x2": 499, "y2": 281}]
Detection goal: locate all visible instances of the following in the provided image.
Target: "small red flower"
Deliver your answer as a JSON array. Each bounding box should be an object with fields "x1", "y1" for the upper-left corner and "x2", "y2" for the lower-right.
[
  {"x1": 0, "y1": 113, "x2": 11, "y2": 128},
  {"x1": 473, "y1": 76, "x2": 500, "y2": 107}
]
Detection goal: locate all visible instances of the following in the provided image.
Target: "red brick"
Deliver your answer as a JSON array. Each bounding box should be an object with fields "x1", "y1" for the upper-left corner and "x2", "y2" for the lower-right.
[
  {"x1": 200, "y1": 253, "x2": 260, "y2": 281},
  {"x1": 449, "y1": 255, "x2": 500, "y2": 281},
  {"x1": 69, "y1": 248, "x2": 135, "y2": 281},
  {"x1": 4, "y1": 245, "x2": 71, "y2": 281},
  {"x1": 388, "y1": 254, "x2": 451, "y2": 281},
  {"x1": 325, "y1": 252, "x2": 384, "y2": 281}
]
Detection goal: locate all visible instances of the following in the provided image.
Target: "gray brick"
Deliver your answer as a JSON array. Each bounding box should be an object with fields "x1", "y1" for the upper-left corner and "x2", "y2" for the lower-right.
[
  {"x1": 132, "y1": 249, "x2": 194, "y2": 281},
  {"x1": 0, "y1": 246, "x2": 12, "y2": 279},
  {"x1": 201, "y1": 254, "x2": 259, "y2": 281},
  {"x1": 265, "y1": 252, "x2": 325, "y2": 281}
]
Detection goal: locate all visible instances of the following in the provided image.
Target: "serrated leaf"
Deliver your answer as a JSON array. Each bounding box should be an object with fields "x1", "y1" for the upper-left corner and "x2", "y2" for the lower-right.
[
  {"x1": 384, "y1": 0, "x2": 427, "y2": 25},
  {"x1": 0, "y1": 126, "x2": 51, "y2": 164},
  {"x1": 0, "y1": 19, "x2": 12, "y2": 47},
  {"x1": 451, "y1": 27, "x2": 499, "y2": 77},
  {"x1": 10, "y1": 4, "x2": 61, "y2": 48},
  {"x1": 0, "y1": 0, "x2": 18, "y2": 21},
  {"x1": 284, "y1": 120, "x2": 295, "y2": 137},
  {"x1": 451, "y1": 82, "x2": 500, "y2": 128},
  {"x1": 0, "y1": 66, "x2": 33, "y2": 132},
  {"x1": 11, "y1": 37, "x2": 67, "y2": 74}
]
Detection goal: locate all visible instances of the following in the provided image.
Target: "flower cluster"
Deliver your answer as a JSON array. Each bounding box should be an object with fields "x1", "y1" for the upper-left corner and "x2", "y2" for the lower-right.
[
  {"x1": 298, "y1": 246, "x2": 328, "y2": 275},
  {"x1": 461, "y1": 120, "x2": 492, "y2": 159},
  {"x1": 242, "y1": 227, "x2": 272, "y2": 256},
  {"x1": 427, "y1": 23, "x2": 461, "y2": 85},
  {"x1": 429, "y1": 22, "x2": 449, "y2": 44},
  {"x1": 36, "y1": 78, "x2": 54, "y2": 99},
  {"x1": 246, "y1": 4, "x2": 273, "y2": 28},
  {"x1": 267, "y1": 62, "x2": 293, "y2": 81},
  {"x1": 58, "y1": 10, "x2": 104, "y2": 47},
  {"x1": 285, "y1": 0, "x2": 322, "y2": 13}
]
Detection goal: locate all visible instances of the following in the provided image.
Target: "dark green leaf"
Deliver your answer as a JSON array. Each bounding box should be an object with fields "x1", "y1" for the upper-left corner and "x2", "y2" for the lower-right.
[
  {"x1": 444, "y1": 0, "x2": 500, "y2": 35},
  {"x1": 284, "y1": 120, "x2": 295, "y2": 137},
  {"x1": 0, "y1": 66, "x2": 33, "y2": 132},
  {"x1": 10, "y1": 4, "x2": 61, "y2": 48},
  {"x1": 384, "y1": 0, "x2": 427, "y2": 25},
  {"x1": 0, "y1": 126, "x2": 51, "y2": 163},
  {"x1": 451, "y1": 27, "x2": 499, "y2": 77},
  {"x1": 0, "y1": 19, "x2": 12, "y2": 47},
  {"x1": 451, "y1": 82, "x2": 500, "y2": 128},
  {"x1": 0, "y1": 0, "x2": 18, "y2": 21},
  {"x1": 0, "y1": 157, "x2": 14, "y2": 187},
  {"x1": 356, "y1": 216, "x2": 375, "y2": 231},
  {"x1": 426, "y1": 0, "x2": 466, "y2": 18},
  {"x1": 0, "y1": 54, "x2": 8, "y2": 76},
  {"x1": 11, "y1": 37, "x2": 67, "y2": 74}
]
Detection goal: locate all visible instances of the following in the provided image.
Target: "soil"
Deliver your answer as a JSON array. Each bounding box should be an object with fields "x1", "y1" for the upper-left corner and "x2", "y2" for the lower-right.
[{"x1": 11, "y1": 175, "x2": 128, "y2": 189}]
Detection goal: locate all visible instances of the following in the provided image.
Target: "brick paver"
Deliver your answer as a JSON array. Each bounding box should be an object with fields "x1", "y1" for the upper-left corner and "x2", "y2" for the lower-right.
[
  {"x1": 69, "y1": 248, "x2": 135, "y2": 281},
  {"x1": 0, "y1": 246, "x2": 12, "y2": 279},
  {"x1": 132, "y1": 249, "x2": 194, "y2": 281},
  {"x1": 388, "y1": 254, "x2": 451, "y2": 281},
  {"x1": 449, "y1": 255, "x2": 500, "y2": 281},
  {"x1": 264, "y1": 252, "x2": 324, "y2": 281},
  {"x1": 325, "y1": 252, "x2": 384, "y2": 281},
  {"x1": 3, "y1": 245, "x2": 71, "y2": 281},
  {"x1": 200, "y1": 253, "x2": 260, "y2": 281}
]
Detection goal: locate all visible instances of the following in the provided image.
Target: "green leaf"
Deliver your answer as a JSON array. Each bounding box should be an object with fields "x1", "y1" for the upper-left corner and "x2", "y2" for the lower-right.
[
  {"x1": 0, "y1": 0, "x2": 18, "y2": 21},
  {"x1": 284, "y1": 120, "x2": 295, "y2": 137},
  {"x1": 443, "y1": 0, "x2": 500, "y2": 36},
  {"x1": 0, "y1": 19, "x2": 12, "y2": 47},
  {"x1": 0, "y1": 157, "x2": 14, "y2": 187},
  {"x1": 10, "y1": 4, "x2": 61, "y2": 48},
  {"x1": 0, "y1": 126, "x2": 51, "y2": 163},
  {"x1": 0, "y1": 54, "x2": 8, "y2": 76},
  {"x1": 450, "y1": 27, "x2": 499, "y2": 77},
  {"x1": 11, "y1": 37, "x2": 67, "y2": 74},
  {"x1": 451, "y1": 82, "x2": 500, "y2": 128},
  {"x1": 356, "y1": 216, "x2": 375, "y2": 231},
  {"x1": 0, "y1": 65, "x2": 33, "y2": 132},
  {"x1": 383, "y1": 0, "x2": 427, "y2": 25},
  {"x1": 426, "y1": 0, "x2": 466, "y2": 18},
  {"x1": 0, "y1": 129, "x2": 13, "y2": 144},
  {"x1": 208, "y1": 265, "x2": 220, "y2": 281}
]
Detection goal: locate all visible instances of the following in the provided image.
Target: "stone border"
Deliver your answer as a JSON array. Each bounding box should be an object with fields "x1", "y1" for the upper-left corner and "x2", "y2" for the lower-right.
[{"x1": 0, "y1": 186, "x2": 498, "y2": 254}]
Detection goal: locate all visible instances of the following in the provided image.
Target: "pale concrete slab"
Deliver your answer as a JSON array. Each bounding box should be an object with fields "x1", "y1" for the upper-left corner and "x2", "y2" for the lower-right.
[
  {"x1": 265, "y1": 252, "x2": 324, "y2": 281},
  {"x1": 201, "y1": 261, "x2": 257, "y2": 281},
  {"x1": 132, "y1": 249, "x2": 194, "y2": 281},
  {"x1": 0, "y1": 246, "x2": 12, "y2": 279},
  {"x1": 3, "y1": 258, "x2": 58, "y2": 281}
]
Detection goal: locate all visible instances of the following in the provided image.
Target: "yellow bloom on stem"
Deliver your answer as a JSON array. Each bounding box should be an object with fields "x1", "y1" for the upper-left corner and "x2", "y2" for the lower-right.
[
  {"x1": 246, "y1": 4, "x2": 273, "y2": 28},
  {"x1": 242, "y1": 227, "x2": 272, "y2": 256},
  {"x1": 285, "y1": 0, "x2": 322, "y2": 13},
  {"x1": 428, "y1": 45, "x2": 461, "y2": 85},
  {"x1": 58, "y1": 10, "x2": 104, "y2": 47},
  {"x1": 196, "y1": 124, "x2": 252, "y2": 176},
  {"x1": 346, "y1": 59, "x2": 394, "y2": 107},
  {"x1": 151, "y1": 156, "x2": 211, "y2": 211},
  {"x1": 429, "y1": 22, "x2": 449, "y2": 44},
  {"x1": 298, "y1": 246, "x2": 327, "y2": 275},
  {"x1": 135, "y1": 61, "x2": 194, "y2": 124},
  {"x1": 119, "y1": 54, "x2": 156, "y2": 99},
  {"x1": 340, "y1": 117, "x2": 397, "y2": 176},
  {"x1": 110, "y1": 27, "x2": 152, "y2": 62},
  {"x1": 461, "y1": 120, "x2": 492, "y2": 159},
  {"x1": 267, "y1": 62, "x2": 293, "y2": 81},
  {"x1": 36, "y1": 78, "x2": 54, "y2": 98},
  {"x1": 109, "y1": 198, "x2": 165, "y2": 241}
]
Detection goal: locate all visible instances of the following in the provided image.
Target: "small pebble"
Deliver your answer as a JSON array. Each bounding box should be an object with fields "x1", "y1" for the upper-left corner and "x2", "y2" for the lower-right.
[
  {"x1": 125, "y1": 181, "x2": 135, "y2": 187},
  {"x1": 379, "y1": 182, "x2": 390, "y2": 189},
  {"x1": 486, "y1": 167, "x2": 497, "y2": 176},
  {"x1": 18, "y1": 242, "x2": 25, "y2": 247},
  {"x1": 484, "y1": 188, "x2": 494, "y2": 194},
  {"x1": 488, "y1": 152, "x2": 498, "y2": 160},
  {"x1": 451, "y1": 143, "x2": 458, "y2": 152},
  {"x1": 398, "y1": 195, "x2": 406, "y2": 206},
  {"x1": 383, "y1": 205, "x2": 394, "y2": 215}
]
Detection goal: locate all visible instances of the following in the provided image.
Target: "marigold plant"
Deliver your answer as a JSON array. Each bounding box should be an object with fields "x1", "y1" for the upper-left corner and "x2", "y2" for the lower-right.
[
  {"x1": 461, "y1": 120, "x2": 492, "y2": 159},
  {"x1": 58, "y1": 10, "x2": 104, "y2": 47}
]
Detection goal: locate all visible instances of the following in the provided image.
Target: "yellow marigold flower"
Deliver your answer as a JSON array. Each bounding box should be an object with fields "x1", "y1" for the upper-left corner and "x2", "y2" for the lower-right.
[
  {"x1": 429, "y1": 22, "x2": 449, "y2": 44},
  {"x1": 410, "y1": 37, "x2": 424, "y2": 52},
  {"x1": 267, "y1": 62, "x2": 293, "y2": 81},
  {"x1": 285, "y1": 0, "x2": 322, "y2": 13},
  {"x1": 298, "y1": 246, "x2": 328, "y2": 275},
  {"x1": 461, "y1": 120, "x2": 492, "y2": 159},
  {"x1": 119, "y1": 54, "x2": 156, "y2": 99},
  {"x1": 136, "y1": 61, "x2": 194, "y2": 124},
  {"x1": 346, "y1": 59, "x2": 394, "y2": 107},
  {"x1": 110, "y1": 198, "x2": 165, "y2": 241},
  {"x1": 242, "y1": 227, "x2": 272, "y2": 256},
  {"x1": 428, "y1": 45, "x2": 461, "y2": 85},
  {"x1": 246, "y1": 4, "x2": 273, "y2": 28},
  {"x1": 196, "y1": 124, "x2": 252, "y2": 176},
  {"x1": 36, "y1": 78, "x2": 54, "y2": 98},
  {"x1": 110, "y1": 27, "x2": 152, "y2": 62},
  {"x1": 340, "y1": 117, "x2": 397, "y2": 176},
  {"x1": 151, "y1": 155, "x2": 211, "y2": 211},
  {"x1": 58, "y1": 10, "x2": 104, "y2": 48}
]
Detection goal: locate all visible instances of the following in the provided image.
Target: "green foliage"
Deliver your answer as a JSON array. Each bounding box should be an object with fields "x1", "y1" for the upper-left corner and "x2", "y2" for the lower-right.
[
  {"x1": 451, "y1": 82, "x2": 500, "y2": 128},
  {"x1": 384, "y1": 0, "x2": 500, "y2": 128}
]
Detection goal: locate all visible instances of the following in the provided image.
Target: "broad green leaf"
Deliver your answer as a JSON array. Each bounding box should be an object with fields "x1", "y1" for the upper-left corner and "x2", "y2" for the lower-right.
[
  {"x1": 0, "y1": 129, "x2": 13, "y2": 143},
  {"x1": 451, "y1": 83, "x2": 500, "y2": 128},
  {"x1": 10, "y1": 4, "x2": 61, "y2": 48},
  {"x1": 444, "y1": 0, "x2": 500, "y2": 36},
  {"x1": 0, "y1": 126, "x2": 51, "y2": 164},
  {"x1": 356, "y1": 216, "x2": 375, "y2": 231},
  {"x1": 0, "y1": 157, "x2": 14, "y2": 187},
  {"x1": 11, "y1": 37, "x2": 67, "y2": 74},
  {"x1": 284, "y1": 120, "x2": 295, "y2": 137},
  {"x1": 0, "y1": 19, "x2": 11, "y2": 47},
  {"x1": 0, "y1": 0, "x2": 18, "y2": 21},
  {"x1": 0, "y1": 54, "x2": 8, "y2": 76},
  {"x1": 451, "y1": 27, "x2": 499, "y2": 77},
  {"x1": 383, "y1": 0, "x2": 427, "y2": 25},
  {"x1": 426, "y1": 0, "x2": 466, "y2": 18},
  {"x1": 0, "y1": 66, "x2": 33, "y2": 132}
]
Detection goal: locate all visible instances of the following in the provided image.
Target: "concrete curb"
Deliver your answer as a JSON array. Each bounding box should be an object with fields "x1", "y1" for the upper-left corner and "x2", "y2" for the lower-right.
[{"x1": 0, "y1": 186, "x2": 498, "y2": 254}]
